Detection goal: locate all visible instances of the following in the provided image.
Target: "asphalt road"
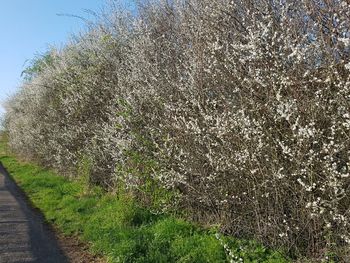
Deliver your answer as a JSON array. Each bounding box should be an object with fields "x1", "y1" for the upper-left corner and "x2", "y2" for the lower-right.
[{"x1": 0, "y1": 162, "x2": 68, "y2": 263}]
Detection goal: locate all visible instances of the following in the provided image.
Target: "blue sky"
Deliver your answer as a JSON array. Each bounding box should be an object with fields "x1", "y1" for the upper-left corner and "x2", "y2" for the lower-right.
[{"x1": 0, "y1": 0, "x2": 132, "y2": 117}]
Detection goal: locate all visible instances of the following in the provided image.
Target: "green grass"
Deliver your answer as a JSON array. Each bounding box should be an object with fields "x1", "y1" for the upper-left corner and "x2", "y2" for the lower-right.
[{"x1": 0, "y1": 134, "x2": 289, "y2": 263}]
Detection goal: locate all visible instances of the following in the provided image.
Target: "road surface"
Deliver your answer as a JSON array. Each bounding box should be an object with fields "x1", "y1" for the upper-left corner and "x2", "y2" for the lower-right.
[{"x1": 0, "y1": 162, "x2": 68, "y2": 263}]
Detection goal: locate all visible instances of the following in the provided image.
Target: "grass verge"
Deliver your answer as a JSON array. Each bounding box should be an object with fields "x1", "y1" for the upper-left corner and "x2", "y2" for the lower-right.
[{"x1": 0, "y1": 134, "x2": 288, "y2": 263}]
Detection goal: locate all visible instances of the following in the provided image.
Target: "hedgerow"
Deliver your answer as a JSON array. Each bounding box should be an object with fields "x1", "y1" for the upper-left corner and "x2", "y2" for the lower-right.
[{"x1": 3, "y1": 0, "x2": 350, "y2": 259}]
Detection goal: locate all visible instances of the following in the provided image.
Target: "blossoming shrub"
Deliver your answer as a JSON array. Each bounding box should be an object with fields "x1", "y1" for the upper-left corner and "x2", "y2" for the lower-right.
[{"x1": 4, "y1": 0, "x2": 350, "y2": 258}]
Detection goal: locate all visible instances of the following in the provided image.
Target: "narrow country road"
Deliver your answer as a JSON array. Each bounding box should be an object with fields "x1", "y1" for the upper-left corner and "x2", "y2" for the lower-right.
[{"x1": 0, "y1": 162, "x2": 68, "y2": 263}]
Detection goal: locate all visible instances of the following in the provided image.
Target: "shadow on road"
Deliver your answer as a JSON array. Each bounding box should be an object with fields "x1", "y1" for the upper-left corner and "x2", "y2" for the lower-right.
[{"x1": 0, "y1": 162, "x2": 69, "y2": 263}]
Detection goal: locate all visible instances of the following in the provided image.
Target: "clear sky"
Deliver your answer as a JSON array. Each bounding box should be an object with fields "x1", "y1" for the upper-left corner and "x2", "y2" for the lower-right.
[{"x1": 0, "y1": 0, "x2": 131, "y2": 117}]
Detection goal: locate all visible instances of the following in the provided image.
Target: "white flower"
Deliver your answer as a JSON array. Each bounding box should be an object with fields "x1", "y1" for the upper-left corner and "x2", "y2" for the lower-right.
[
  {"x1": 339, "y1": 37, "x2": 350, "y2": 46},
  {"x1": 345, "y1": 62, "x2": 350, "y2": 70}
]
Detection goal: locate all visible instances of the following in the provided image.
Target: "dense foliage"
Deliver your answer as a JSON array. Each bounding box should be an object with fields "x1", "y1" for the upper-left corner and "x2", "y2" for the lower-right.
[
  {"x1": 4, "y1": 0, "x2": 350, "y2": 259},
  {"x1": 0, "y1": 134, "x2": 288, "y2": 263}
]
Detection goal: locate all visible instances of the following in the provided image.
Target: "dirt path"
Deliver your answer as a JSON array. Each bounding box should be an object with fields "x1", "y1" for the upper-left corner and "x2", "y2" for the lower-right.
[{"x1": 0, "y1": 162, "x2": 69, "y2": 263}]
